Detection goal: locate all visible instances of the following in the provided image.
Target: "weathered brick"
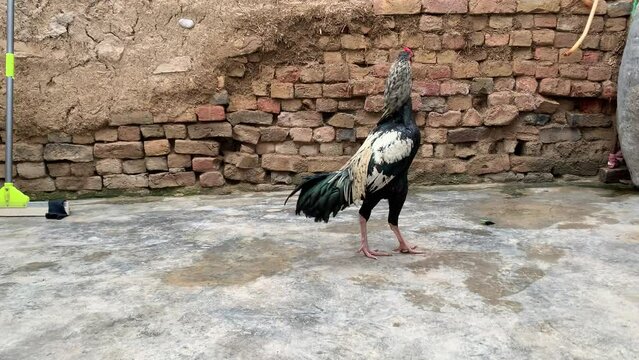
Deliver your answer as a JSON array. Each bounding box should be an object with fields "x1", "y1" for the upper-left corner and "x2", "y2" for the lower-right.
[
  {"x1": 200, "y1": 171, "x2": 225, "y2": 187},
  {"x1": 195, "y1": 105, "x2": 226, "y2": 121},
  {"x1": 518, "y1": 0, "x2": 560, "y2": 13},
  {"x1": 338, "y1": 99, "x2": 365, "y2": 111},
  {"x1": 143, "y1": 140, "x2": 170, "y2": 156},
  {"x1": 463, "y1": 109, "x2": 483, "y2": 126},
  {"x1": 262, "y1": 154, "x2": 307, "y2": 172},
  {"x1": 109, "y1": 111, "x2": 153, "y2": 126},
  {"x1": 73, "y1": 134, "x2": 94, "y2": 145},
  {"x1": 452, "y1": 61, "x2": 480, "y2": 79},
  {"x1": 514, "y1": 92, "x2": 537, "y2": 111},
  {"x1": 313, "y1": 126, "x2": 336, "y2": 143},
  {"x1": 535, "y1": 62, "x2": 559, "y2": 78},
  {"x1": 488, "y1": 91, "x2": 514, "y2": 106},
  {"x1": 448, "y1": 96, "x2": 473, "y2": 111},
  {"x1": 294, "y1": 84, "x2": 323, "y2": 98},
  {"x1": 271, "y1": 83, "x2": 294, "y2": 99},
  {"x1": 427, "y1": 111, "x2": 462, "y2": 127},
  {"x1": 16, "y1": 162, "x2": 46, "y2": 179},
  {"x1": 118, "y1": 126, "x2": 141, "y2": 141},
  {"x1": 45, "y1": 133, "x2": 71, "y2": 143},
  {"x1": 47, "y1": 163, "x2": 71, "y2": 177},
  {"x1": 372, "y1": 0, "x2": 421, "y2": 14},
  {"x1": 570, "y1": 81, "x2": 602, "y2": 97},
  {"x1": 364, "y1": 95, "x2": 385, "y2": 112},
  {"x1": 442, "y1": 34, "x2": 466, "y2": 50},
  {"x1": 256, "y1": 98, "x2": 281, "y2": 114},
  {"x1": 470, "y1": 0, "x2": 517, "y2": 13},
  {"x1": 103, "y1": 174, "x2": 148, "y2": 189},
  {"x1": 70, "y1": 163, "x2": 96, "y2": 177},
  {"x1": 601, "y1": 80, "x2": 616, "y2": 99},
  {"x1": 587, "y1": 66, "x2": 611, "y2": 81},
  {"x1": 187, "y1": 123, "x2": 233, "y2": 139},
  {"x1": 484, "y1": 105, "x2": 519, "y2": 126},
  {"x1": 322, "y1": 83, "x2": 351, "y2": 98},
  {"x1": 510, "y1": 30, "x2": 532, "y2": 47},
  {"x1": 55, "y1": 176, "x2": 102, "y2": 191},
  {"x1": 167, "y1": 153, "x2": 191, "y2": 169},
  {"x1": 164, "y1": 124, "x2": 187, "y2": 139},
  {"x1": 490, "y1": 15, "x2": 514, "y2": 28},
  {"x1": 300, "y1": 66, "x2": 324, "y2": 83},
  {"x1": 275, "y1": 66, "x2": 301, "y2": 83},
  {"x1": 566, "y1": 112, "x2": 612, "y2": 127},
  {"x1": 145, "y1": 157, "x2": 168, "y2": 171},
  {"x1": 251, "y1": 81, "x2": 269, "y2": 97},
  {"x1": 44, "y1": 144, "x2": 93, "y2": 162},
  {"x1": 232, "y1": 125, "x2": 261, "y2": 145},
  {"x1": 421, "y1": 97, "x2": 448, "y2": 113},
  {"x1": 606, "y1": 18, "x2": 627, "y2": 32},
  {"x1": 341, "y1": 34, "x2": 369, "y2": 49},
  {"x1": 558, "y1": 48, "x2": 582, "y2": 63},
  {"x1": 423, "y1": 0, "x2": 467, "y2": 13},
  {"x1": 440, "y1": 80, "x2": 470, "y2": 96},
  {"x1": 485, "y1": 33, "x2": 510, "y2": 47},
  {"x1": 513, "y1": 60, "x2": 537, "y2": 76},
  {"x1": 320, "y1": 143, "x2": 344, "y2": 156},
  {"x1": 448, "y1": 127, "x2": 488, "y2": 143},
  {"x1": 227, "y1": 111, "x2": 273, "y2": 126},
  {"x1": 121, "y1": 159, "x2": 146, "y2": 174},
  {"x1": 149, "y1": 172, "x2": 196, "y2": 188},
  {"x1": 534, "y1": 14, "x2": 557, "y2": 27},
  {"x1": 192, "y1": 157, "x2": 221, "y2": 172},
  {"x1": 559, "y1": 64, "x2": 587, "y2": 79},
  {"x1": 470, "y1": 78, "x2": 495, "y2": 95},
  {"x1": 174, "y1": 140, "x2": 220, "y2": 156},
  {"x1": 468, "y1": 154, "x2": 511, "y2": 175},
  {"x1": 516, "y1": 76, "x2": 538, "y2": 93},
  {"x1": 224, "y1": 152, "x2": 259, "y2": 169},
  {"x1": 539, "y1": 78, "x2": 571, "y2": 96},
  {"x1": 289, "y1": 128, "x2": 314, "y2": 143},
  {"x1": 510, "y1": 156, "x2": 553, "y2": 173},
  {"x1": 326, "y1": 113, "x2": 355, "y2": 129},
  {"x1": 276, "y1": 141, "x2": 299, "y2": 155},
  {"x1": 259, "y1": 127, "x2": 289, "y2": 142},
  {"x1": 495, "y1": 77, "x2": 516, "y2": 91},
  {"x1": 277, "y1": 111, "x2": 323, "y2": 127},
  {"x1": 316, "y1": 98, "x2": 339, "y2": 113},
  {"x1": 481, "y1": 61, "x2": 513, "y2": 77},
  {"x1": 539, "y1": 127, "x2": 581, "y2": 143},
  {"x1": 94, "y1": 128, "x2": 118, "y2": 142},
  {"x1": 139, "y1": 125, "x2": 164, "y2": 139}
]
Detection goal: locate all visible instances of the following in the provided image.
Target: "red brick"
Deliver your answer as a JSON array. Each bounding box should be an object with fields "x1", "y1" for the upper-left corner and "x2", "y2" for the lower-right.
[
  {"x1": 588, "y1": 66, "x2": 611, "y2": 81},
  {"x1": 514, "y1": 93, "x2": 537, "y2": 111},
  {"x1": 485, "y1": 33, "x2": 510, "y2": 47},
  {"x1": 225, "y1": 152, "x2": 259, "y2": 169},
  {"x1": 260, "y1": 127, "x2": 289, "y2": 142},
  {"x1": 427, "y1": 65, "x2": 451, "y2": 80},
  {"x1": 277, "y1": 111, "x2": 323, "y2": 127},
  {"x1": 601, "y1": 80, "x2": 616, "y2": 99},
  {"x1": 55, "y1": 176, "x2": 102, "y2": 191},
  {"x1": 606, "y1": 18, "x2": 627, "y2": 32},
  {"x1": 463, "y1": 108, "x2": 483, "y2": 126},
  {"x1": 412, "y1": 80, "x2": 440, "y2": 96},
  {"x1": 200, "y1": 171, "x2": 225, "y2": 187},
  {"x1": 494, "y1": 77, "x2": 516, "y2": 91},
  {"x1": 581, "y1": 51, "x2": 600, "y2": 65},
  {"x1": 516, "y1": 77, "x2": 538, "y2": 93},
  {"x1": 226, "y1": 111, "x2": 273, "y2": 126},
  {"x1": 534, "y1": 14, "x2": 557, "y2": 27},
  {"x1": 294, "y1": 84, "x2": 323, "y2": 98},
  {"x1": 488, "y1": 91, "x2": 513, "y2": 106},
  {"x1": 324, "y1": 63, "x2": 350, "y2": 83},
  {"x1": 195, "y1": 105, "x2": 225, "y2": 121},
  {"x1": 327, "y1": 113, "x2": 356, "y2": 128},
  {"x1": 262, "y1": 154, "x2": 307, "y2": 172},
  {"x1": 187, "y1": 123, "x2": 233, "y2": 138},
  {"x1": 554, "y1": 32, "x2": 579, "y2": 48},
  {"x1": 535, "y1": 62, "x2": 558, "y2": 78},
  {"x1": 427, "y1": 111, "x2": 462, "y2": 127},
  {"x1": 167, "y1": 153, "x2": 191, "y2": 169},
  {"x1": 275, "y1": 66, "x2": 301, "y2": 83},
  {"x1": 352, "y1": 78, "x2": 385, "y2": 96},
  {"x1": 539, "y1": 78, "x2": 571, "y2": 96},
  {"x1": 192, "y1": 157, "x2": 222, "y2": 172},
  {"x1": 257, "y1": 98, "x2": 281, "y2": 114}
]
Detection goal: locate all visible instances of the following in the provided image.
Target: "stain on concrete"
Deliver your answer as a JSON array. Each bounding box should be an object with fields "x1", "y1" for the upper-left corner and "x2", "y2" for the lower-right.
[
  {"x1": 523, "y1": 244, "x2": 565, "y2": 263},
  {"x1": 163, "y1": 239, "x2": 314, "y2": 287},
  {"x1": 82, "y1": 251, "x2": 112, "y2": 262},
  {"x1": 408, "y1": 251, "x2": 545, "y2": 312},
  {"x1": 5, "y1": 261, "x2": 58, "y2": 275},
  {"x1": 349, "y1": 274, "x2": 391, "y2": 289},
  {"x1": 404, "y1": 290, "x2": 457, "y2": 312},
  {"x1": 416, "y1": 225, "x2": 493, "y2": 237}
]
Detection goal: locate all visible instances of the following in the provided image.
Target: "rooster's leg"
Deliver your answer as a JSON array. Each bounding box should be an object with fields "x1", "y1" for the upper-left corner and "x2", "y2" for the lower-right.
[
  {"x1": 357, "y1": 215, "x2": 391, "y2": 259},
  {"x1": 388, "y1": 187, "x2": 423, "y2": 254},
  {"x1": 390, "y1": 224, "x2": 424, "y2": 254}
]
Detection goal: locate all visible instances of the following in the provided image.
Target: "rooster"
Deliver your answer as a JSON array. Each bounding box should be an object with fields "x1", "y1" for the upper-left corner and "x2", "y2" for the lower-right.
[{"x1": 286, "y1": 47, "x2": 421, "y2": 259}]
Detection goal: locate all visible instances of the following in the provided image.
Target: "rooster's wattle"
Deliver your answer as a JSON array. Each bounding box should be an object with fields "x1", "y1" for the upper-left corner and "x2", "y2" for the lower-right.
[{"x1": 286, "y1": 47, "x2": 421, "y2": 259}]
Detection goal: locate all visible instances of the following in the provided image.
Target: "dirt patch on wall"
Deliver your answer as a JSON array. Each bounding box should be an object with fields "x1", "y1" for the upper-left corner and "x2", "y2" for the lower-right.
[{"x1": 0, "y1": 0, "x2": 371, "y2": 137}]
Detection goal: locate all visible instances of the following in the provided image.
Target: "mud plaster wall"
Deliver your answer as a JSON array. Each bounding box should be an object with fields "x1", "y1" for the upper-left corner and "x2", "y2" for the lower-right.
[{"x1": 0, "y1": 0, "x2": 633, "y2": 194}]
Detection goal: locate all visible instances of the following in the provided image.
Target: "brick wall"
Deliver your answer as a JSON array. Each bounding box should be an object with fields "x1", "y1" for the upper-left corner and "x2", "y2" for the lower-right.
[{"x1": 0, "y1": 0, "x2": 632, "y2": 193}]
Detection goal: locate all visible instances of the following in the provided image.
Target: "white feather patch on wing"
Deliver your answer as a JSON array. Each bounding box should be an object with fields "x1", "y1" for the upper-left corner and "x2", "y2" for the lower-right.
[
  {"x1": 367, "y1": 167, "x2": 395, "y2": 193},
  {"x1": 371, "y1": 131, "x2": 414, "y2": 165}
]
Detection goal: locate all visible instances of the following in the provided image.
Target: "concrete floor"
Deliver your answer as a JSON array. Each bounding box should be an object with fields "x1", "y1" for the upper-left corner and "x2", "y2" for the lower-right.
[{"x1": 0, "y1": 184, "x2": 638, "y2": 359}]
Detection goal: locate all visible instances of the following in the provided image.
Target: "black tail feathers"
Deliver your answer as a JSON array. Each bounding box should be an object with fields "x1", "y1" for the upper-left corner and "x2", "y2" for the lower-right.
[{"x1": 285, "y1": 172, "x2": 352, "y2": 223}]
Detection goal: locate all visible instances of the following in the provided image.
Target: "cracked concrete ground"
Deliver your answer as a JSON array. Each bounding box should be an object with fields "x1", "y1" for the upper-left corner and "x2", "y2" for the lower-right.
[{"x1": 1, "y1": 184, "x2": 638, "y2": 359}]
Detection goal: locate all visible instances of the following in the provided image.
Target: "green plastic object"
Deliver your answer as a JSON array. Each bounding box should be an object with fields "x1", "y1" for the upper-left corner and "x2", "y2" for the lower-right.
[
  {"x1": 0, "y1": 182, "x2": 30, "y2": 208},
  {"x1": 5, "y1": 53, "x2": 13, "y2": 77}
]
